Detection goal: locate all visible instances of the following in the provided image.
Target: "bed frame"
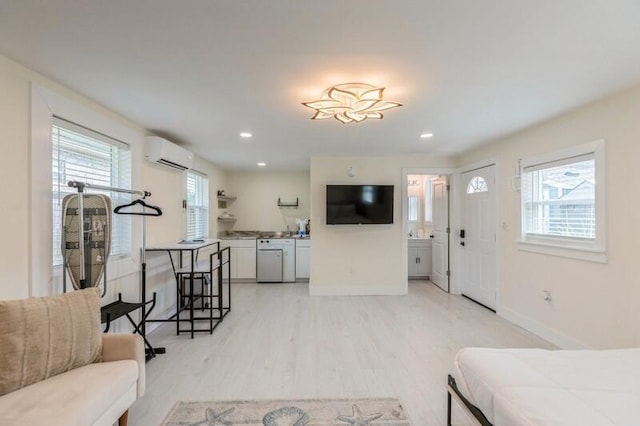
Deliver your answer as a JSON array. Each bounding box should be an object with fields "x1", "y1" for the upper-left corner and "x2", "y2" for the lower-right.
[{"x1": 447, "y1": 374, "x2": 493, "y2": 426}]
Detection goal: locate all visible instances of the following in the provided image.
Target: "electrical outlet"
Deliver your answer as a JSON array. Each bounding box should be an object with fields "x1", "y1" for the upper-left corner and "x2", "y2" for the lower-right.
[{"x1": 543, "y1": 289, "x2": 552, "y2": 302}]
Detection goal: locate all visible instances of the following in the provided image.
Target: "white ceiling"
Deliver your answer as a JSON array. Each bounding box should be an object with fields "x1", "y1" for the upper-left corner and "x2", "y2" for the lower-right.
[{"x1": 1, "y1": 1, "x2": 640, "y2": 171}]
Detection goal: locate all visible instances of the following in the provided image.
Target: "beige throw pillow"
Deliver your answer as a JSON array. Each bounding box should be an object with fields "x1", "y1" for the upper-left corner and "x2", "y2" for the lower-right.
[{"x1": 0, "y1": 288, "x2": 103, "y2": 396}]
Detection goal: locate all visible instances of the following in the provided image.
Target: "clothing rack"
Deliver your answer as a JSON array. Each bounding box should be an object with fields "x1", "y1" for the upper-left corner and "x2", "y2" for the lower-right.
[{"x1": 66, "y1": 180, "x2": 165, "y2": 360}]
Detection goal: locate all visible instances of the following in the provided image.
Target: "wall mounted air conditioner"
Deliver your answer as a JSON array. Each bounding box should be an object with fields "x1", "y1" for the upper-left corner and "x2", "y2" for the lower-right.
[{"x1": 144, "y1": 136, "x2": 193, "y2": 171}]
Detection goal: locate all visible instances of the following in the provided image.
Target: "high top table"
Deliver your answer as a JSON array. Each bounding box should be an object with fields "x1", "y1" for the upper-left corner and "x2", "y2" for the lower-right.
[{"x1": 145, "y1": 239, "x2": 229, "y2": 338}]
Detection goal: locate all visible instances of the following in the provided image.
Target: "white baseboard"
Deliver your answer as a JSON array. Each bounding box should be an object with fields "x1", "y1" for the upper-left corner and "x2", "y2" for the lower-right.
[
  {"x1": 498, "y1": 306, "x2": 590, "y2": 349},
  {"x1": 309, "y1": 284, "x2": 407, "y2": 296}
]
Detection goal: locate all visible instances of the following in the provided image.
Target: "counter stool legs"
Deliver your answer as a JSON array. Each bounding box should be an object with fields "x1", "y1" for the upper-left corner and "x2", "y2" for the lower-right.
[{"x1": 165, "y1": 244, "x2": 231, "y2": 337}]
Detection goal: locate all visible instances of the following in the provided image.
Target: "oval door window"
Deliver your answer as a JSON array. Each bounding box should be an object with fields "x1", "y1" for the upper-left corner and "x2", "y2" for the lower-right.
[{"x1": 466, "y1": 176, "x2": 488, "y2": 194}]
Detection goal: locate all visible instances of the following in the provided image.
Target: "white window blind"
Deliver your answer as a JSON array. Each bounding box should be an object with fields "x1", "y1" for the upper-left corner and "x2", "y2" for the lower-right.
[
  {"x1": 424, "y1": 182, "x2": 433, "y2": 223},
  {"x1": 186, "y1": 171, "x2": 209, "y2": 239},
  {"x1": 52, "y1": 117, "x2": 132, "y2": 266},
  {"x1": 521, "y1": 153, "x2": 595, "y2": 239},
  {"x1": 408, "y1": 196, "x2": 419, "y2": 222}
]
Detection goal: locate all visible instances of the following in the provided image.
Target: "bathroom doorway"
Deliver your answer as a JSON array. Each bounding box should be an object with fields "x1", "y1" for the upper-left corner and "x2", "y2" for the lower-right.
[{"x1": 403, "y1": 169, "x2": 453, "y2": 293}]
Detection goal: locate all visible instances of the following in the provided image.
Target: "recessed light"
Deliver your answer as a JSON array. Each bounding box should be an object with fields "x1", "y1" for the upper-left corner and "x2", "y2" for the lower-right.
[
  {"x1": 240, "y1": 132, "x2": 253, "y2": 139},
  {"x1": 420, "y1": 133, "x2": 434, "y2": 139},
  {"x1": 257, "y1": 162, "x2": 266, "y2": 167}
]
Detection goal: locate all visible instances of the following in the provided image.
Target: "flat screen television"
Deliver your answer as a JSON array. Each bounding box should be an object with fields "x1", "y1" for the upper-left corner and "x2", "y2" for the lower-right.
[{"x1": 326, "y1": 185, "x2": 394, "y2": 225}]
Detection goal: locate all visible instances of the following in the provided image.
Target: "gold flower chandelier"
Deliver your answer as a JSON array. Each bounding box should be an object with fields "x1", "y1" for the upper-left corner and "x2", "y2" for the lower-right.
[{"x1": 302, "y1": 83, "x2": 402, "y2": 124}]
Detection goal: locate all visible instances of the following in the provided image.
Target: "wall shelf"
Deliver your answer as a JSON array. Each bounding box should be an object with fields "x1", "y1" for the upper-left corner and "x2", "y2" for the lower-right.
[
  {"x1": 217, "y1": 192, "x2": 237, "y2": 209},
  {"x1": 217, "y1": 217, "x2": 237, "y2": 222},
  {"x1": 277, "y1": 197, "x2": 299, "y2": 208}
]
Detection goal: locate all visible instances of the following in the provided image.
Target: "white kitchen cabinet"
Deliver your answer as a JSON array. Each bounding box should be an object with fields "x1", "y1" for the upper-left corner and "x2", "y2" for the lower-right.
[
  {"x1": 408, "y1": 239, "x2": 432, "y2": 278},
  {"x1": 235, "y1": 247, "x2": 256, "y2": 279},
  {"x1": 220, "y1": 240, "x2": 256, "y2": 280},
  {"x1": 408, "y1": 247, "x2": 419, "y2": 277},
  {"x1": 295, "y1": 239, "x2": 311, "y2": 280}
]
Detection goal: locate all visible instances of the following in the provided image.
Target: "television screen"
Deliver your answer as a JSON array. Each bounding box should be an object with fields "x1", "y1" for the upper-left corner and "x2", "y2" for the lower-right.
[{"x1": 326, "y1": 185, "x2": 394, "y2": 225}]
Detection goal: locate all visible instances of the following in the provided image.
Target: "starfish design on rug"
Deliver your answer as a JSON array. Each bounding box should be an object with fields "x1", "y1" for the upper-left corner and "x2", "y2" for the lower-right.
[
  {"x1": 263, "y1": 406, "x2": 309, "y2": 425},
  {"x1": 336, "y1": 404, "x2": 383, "y2": 425},
  {"x1": 190, "y1": 407, "x2": 235, "y2": 426}
]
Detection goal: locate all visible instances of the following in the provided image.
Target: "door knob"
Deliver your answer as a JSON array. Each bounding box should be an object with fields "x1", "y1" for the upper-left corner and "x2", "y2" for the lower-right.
[
  {"x1": 429, "y1": 234, "x2": 434, "y2": 238},
  {"x1": 460, "y1": 241, "x2": 465, "y2": 246}
]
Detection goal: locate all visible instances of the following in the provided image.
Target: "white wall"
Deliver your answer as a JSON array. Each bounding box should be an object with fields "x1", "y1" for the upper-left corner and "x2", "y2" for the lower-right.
[
  {"x1": 225, "y1": 171, "x2": 310, "y2": 232},
  {"x1": 459, "y1": 83, "x2": 640, "y2": 349},
  {"x1": 0, "y1": 53, "x2": 154, "y2": 306},
  {"x1": 142, "y1": 157, "x2": 226, "y2": 245},
  {"x1": 138, "y1": 156, "x2": 226, "y2": 321},
  {"x1": 6, "y1": 45, "x2": 638, "y2": 348},
  {"x1": 0, "y1": 54, "x2": 30, "y2": 300},
  {"x1": 0, "y1": 53, "x2": 226, "y2": 335},
  {"x1": 0, "y1": 53, "x2": 149, "y2": 301},
  {"x1": 310, "y1": 156, "x2": 457, "y2": 295}
]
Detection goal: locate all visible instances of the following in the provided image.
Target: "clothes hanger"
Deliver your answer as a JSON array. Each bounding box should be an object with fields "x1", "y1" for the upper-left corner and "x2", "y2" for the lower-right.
[{"x1": 114, "y1": 198, "x2": 163, "y2": 216}]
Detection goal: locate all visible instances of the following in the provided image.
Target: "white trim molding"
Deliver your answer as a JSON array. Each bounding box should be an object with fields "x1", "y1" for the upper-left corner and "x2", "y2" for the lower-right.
[
  {"x1": 454, "y1": 158, "x2": 501, "y2": 307},
  {"x1": 498, "y1": 306, "x2": 590, "y2": 349},
  {"x1": 517, "y1": 240, "x2": 606, "y2": 263},
  {"x1": 30, "y1": 83, "x2": 143, "y2": 296},
  {"x1": 401, "y1": 167, "x2": 457, "y2": 295}
]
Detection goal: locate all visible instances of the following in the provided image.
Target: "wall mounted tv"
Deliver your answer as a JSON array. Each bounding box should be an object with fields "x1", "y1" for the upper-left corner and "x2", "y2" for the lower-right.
[{"x1": 326, "y1": 185, "x2": 394, "y2": 225}]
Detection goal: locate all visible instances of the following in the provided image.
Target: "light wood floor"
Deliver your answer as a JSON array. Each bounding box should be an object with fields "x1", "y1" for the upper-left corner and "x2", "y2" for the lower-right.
[{"x1": 130, "y1": 281, "x2": 552, "y2": 425}]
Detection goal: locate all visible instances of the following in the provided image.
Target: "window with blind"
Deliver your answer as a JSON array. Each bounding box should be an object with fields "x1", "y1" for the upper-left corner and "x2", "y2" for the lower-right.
[
  {"x1": 519, "y1": 140, "x2": 605, "y2": 261},
  {"x1": 407, "y1": 196, "x2": 419, "y2": 222},
  {"x1": 185, "y1": 171, "x2": 209, "y2": 239},
  {"x1": 424, "y1": 181, "x2": 433, "y2": 223},
  {"x1": 52, "y1": 117, "x2": 132, "y2": 266}
]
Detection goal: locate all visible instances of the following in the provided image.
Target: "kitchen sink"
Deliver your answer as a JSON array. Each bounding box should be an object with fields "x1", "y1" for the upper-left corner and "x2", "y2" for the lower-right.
[
  {"x1": 258, "y1": 231, "x2": 294, "y2": 238},
  {"x1": 218, "y1": 230, "x2": 261, "y2": 239}
]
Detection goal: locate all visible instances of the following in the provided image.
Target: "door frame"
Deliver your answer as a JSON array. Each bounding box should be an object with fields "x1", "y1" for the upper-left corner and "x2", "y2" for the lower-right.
[
  {"x1": 454, "y1": 158, "x2": 501, "y2": 309},
  {"x1": 401, "y1": 167, "x2": 457, "y2": 293}
]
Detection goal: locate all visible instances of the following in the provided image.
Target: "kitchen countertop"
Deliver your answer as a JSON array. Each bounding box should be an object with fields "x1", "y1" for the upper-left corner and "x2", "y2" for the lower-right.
[
  {"x1": 217, "y1": 230, "x2": 310, "y2": 240},
  {"x1": 218, "y1": 231, "x2": 260, "y2": 240}
]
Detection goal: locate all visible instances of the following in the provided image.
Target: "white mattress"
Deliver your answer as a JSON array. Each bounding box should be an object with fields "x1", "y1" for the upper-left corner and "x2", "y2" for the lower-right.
[{"x1": 452, "y1": 347, "x2": 640, "y2": 426}]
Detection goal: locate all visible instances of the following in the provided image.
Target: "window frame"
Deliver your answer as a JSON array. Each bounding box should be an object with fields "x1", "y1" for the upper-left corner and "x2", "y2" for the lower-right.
[
  {"x1": 407, "y1": 195, "x2": 419, "y2": 223},
  {"x1": 517, "y1": 139, "x2": 606, "y2": 263},
  {"x1": 184, "y1": 170, "x2": 210, "y2": 240},
  {"x1": 466, "y1": 176, "x2": 489, "y2": 194},
  {"x1": 52, "y1": 117, "x2": 133, "y2": 267},
  {"x1": 31, "y1": 84, "x2": 141, "y2": 297},
  {"x1": 424, "y1": 181, "x2": 433, "y2": 224}
]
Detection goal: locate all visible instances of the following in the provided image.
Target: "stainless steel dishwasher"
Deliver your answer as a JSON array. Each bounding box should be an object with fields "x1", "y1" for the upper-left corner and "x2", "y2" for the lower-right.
[
  {"x1": 256, "y1": 238, "x2": 295, "y2": 283},
  {"x1": 256, "y1": 240, "x2": 283, "y2": 282}
]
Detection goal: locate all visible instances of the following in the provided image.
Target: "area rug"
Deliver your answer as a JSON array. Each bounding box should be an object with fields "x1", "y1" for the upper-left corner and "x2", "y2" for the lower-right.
[{"x1": 161, "y1": 397, "x2": 412, "y2": 425}]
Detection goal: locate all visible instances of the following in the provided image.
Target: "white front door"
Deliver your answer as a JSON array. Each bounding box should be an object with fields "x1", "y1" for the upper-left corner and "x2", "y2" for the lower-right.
[
  {"x1": 460, "y1": 165, "x2": 497, "y2": 309},
  {"x1": 431, "y1": 176, "x2": 449, "y2": 292}
]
